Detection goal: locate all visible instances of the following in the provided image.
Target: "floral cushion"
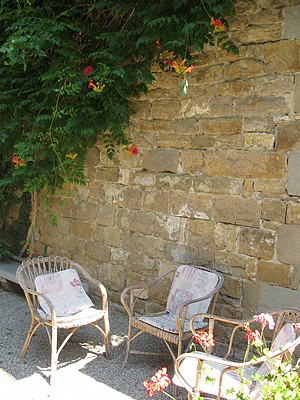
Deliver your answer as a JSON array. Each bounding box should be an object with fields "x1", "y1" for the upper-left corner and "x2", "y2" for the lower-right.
[
  {"x1": 166, "y1": 265, "x2": 219, "y2": 320},
  {"x1": 35, "y1": 268, "x2": 94, "y2": 317}
]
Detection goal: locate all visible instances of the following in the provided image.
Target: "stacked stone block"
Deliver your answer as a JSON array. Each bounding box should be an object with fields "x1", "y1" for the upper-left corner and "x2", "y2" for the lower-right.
[{"x1": 35, "y1": 0, "x2": 300, "y2": 318}]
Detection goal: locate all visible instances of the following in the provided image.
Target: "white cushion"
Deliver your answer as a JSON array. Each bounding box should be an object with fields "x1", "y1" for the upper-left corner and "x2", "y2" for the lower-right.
[
  {"x1": 138, "y1": 312, "x2": 207, "y2": 333},
  {"x1": 35, "y1": 268, "x2": 94, "y2": 317},
  {"x1": 166, "y1": 265, "x2": 219, "y2": 320}
]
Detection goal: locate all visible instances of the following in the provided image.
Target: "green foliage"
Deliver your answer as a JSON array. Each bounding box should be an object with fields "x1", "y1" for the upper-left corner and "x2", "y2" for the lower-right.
[
  {"x1": 0, "y1": 237, "x2": 10, "y2": 261},
  {"x1": 0, "y1": 0, "x2": 237, "y2": 249}
]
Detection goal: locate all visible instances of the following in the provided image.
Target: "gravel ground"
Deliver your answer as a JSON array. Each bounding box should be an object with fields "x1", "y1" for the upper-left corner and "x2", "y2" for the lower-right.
[{"x1": 0, "y1": 285, "x2": 187, "y2": 400}]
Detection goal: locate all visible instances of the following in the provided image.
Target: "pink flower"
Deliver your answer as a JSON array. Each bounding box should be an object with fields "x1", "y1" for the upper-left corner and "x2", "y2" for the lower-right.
[
  {"x1": 253, "y1": 313, "x2": 275, "y2": 330},
  {"x1": 244, "y1": 328, "x2": 263, "y2": 346},
  {"x1": 293, "y1": 322, "x2": 300, "y2": 330},
  {"x1": 143, "y1": 367, "x2": 171, "y2": 397},
  {"x1": 193, "y1": 330, "x2": 215, "y2": 349}
]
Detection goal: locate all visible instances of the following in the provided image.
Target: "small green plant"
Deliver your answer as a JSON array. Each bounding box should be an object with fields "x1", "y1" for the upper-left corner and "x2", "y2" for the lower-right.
[{"x1": 0, "y1": 238, "x2": 11, "y2": 261}]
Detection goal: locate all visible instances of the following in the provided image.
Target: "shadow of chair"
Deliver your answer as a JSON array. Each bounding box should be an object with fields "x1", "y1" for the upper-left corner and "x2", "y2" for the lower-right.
[
  {"x1": 174, "y1": 308, "x2": 300, "y2": 400},
  {"x1": 121, "y1": 265, "x2": 224, "y2": 365},
  {"x1": 16, "y1": 255, "x2": 112, "y2": 385}
]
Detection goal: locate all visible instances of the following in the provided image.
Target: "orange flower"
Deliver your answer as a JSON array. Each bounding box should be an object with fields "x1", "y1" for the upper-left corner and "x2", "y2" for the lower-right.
[
  {"x1": 12, "y1": 155, "x2": 25, "y2": 168},
  {"x1": 210, "y1": 17, "x2": 226, "y2": 32},
  {"x1": 88, "y1": 79, "x2": 105, "y2": 93},
  {"x1": 244, "y1": 328, "x2": 263, "y2": 346},
  {"x1": 66, "y1": 153, "x2": 77, "y2": 159},
  {"x1": 171, "y1": 59, "x2": 194, "y2": 76}
]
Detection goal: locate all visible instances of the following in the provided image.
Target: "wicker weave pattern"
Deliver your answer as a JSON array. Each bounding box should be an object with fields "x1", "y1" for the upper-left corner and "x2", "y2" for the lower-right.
[
  {"x1": 16, "y1": 256, "x2": 112, "y2": 385},
  {"x1": 121, "y1": 265, "x2": 224, "y2": 366}
]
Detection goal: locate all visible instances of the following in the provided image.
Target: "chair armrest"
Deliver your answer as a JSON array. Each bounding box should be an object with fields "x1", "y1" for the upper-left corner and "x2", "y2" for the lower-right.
[
  {"x1": 22, "y1": 287, "x2": 58, "y2": 322},
  {"x1": 120, "y1": 269, "x2": 175, "y2": 316}
]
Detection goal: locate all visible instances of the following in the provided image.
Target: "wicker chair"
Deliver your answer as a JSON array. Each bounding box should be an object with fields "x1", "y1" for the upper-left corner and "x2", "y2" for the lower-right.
[
  {"x1": 121, "y1": 265, "x2": 224, "y2": 365},
  {"x1": 16, "y1": 256, "x2": 112, "y2": 384},
  {"x1": 174, "y1": 308, "x2": 300, "y2": 400}
]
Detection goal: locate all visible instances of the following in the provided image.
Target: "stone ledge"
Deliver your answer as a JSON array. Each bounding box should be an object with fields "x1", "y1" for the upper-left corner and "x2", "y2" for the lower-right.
[{"x1": 0, "y1": 260, "x2": 20, "y2": 284}]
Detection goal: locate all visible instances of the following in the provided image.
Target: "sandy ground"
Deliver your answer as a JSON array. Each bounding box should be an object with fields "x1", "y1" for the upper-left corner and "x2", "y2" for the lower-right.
[{"x1": 0, "y1": 285, "x2": 187, "y2": 400}]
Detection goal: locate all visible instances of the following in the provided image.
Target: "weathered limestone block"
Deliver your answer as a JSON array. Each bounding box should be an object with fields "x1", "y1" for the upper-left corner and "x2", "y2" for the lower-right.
[
  {"x1": 88, "y1": 182, "x2": 106, "y2": 203},
  {"x1": 142, "y1": 149, "x2": 180, "y2": 172},
  {"x1": 276, "y1": 121, "x2": 300, "y2": 150},
  {"x1": 133, "y1": 171, "x2": 156, "y2": 187},
  {"x1": 186, "y1": 220, "x2": 216, "y2": 248},
  {"x1": 132, "y1": 119, "x2": 172, "y2": 133},
  {"x1": 291, "y1": 264, "x2": 300, "y2": 290},
  {"x1": 243, "y1": 281, "x2": 300, "y2": 314},
  {"x1": 172, "y1": 118, "x2": 198, "y2": 134},
  {"x1": 288, "y1": 151, "x2": 300, "y2": 195},
  {"x1": 214, "y1": 134, "x2": 245, "y2": 150},
  {"x1": 257, "y1": 260, "x2": 291, "y2": 287},
  {"x1": 215, "y1": 251, "x2": 256, "y2": 279},
  {"x1": 110, "y1": 248, "x2": 129, "y2": 268},
  {"x1": 251, "y1": 75, "x2": 294, "y2": 96},
  {"x1": 193, "y1": 176, "x2": 243, "y2": 195},
  {"x1": 243, "y1": 117, "x2": 274, "y2": 133},
  {"x1": 151, "y1": 99, "x2": 181, "y2": 118},
  {"x1": 155, "y1": 133, "x2": 193, "y2": 148},
  {"x1": 179, "y1": 150, "x2": 204, "y2": 173},
  {"x1": 223, "y1": 59, "x2": 264, "y2": 80},
  {"x1": 217, "y1": 80, "x2": 252, "y2": 98},
  {"x1": 156, "y1": 173, "x2": 192, "y2": 191},
  {"x1": 128, "y1": 210, "x2": 154, "y2": 235},
  {"x1": 204, "y1": 150, "x2": 286, "y2": 178},
  {"x1": 164, "y1": 242, "x2": 199, "y2": 264},
  {"x1": 70, "y1": 219, "x2": 92, "y2": 240},
  {"x1": 107, "y1": 265, "x2": 126, "y2": 293},
  {"x1": 121, "y1": 231, "x2": 141, "y2": 253},
  {"x1": 238, "y1": 25, "x2": 282, "y2": 44},
  {"x1": 222, "y1": 275, "x2": 243, "y2": 299},
  {"x1": 123, "y1": 187, "x2": 143, "y2": 210},
  {"x1": 244, "y1": 133, "x2": 274, "y2": 150},
  {"x1": 85, "y1": 146, "x2": 99, "y2": 166},
  {"x1": 265, "y1": 40, "x2": 300, "y2": 73},
  {"x1": 214, "y1": 196, "x2": 261, "y2": 227},
  {"x1": 86, "y1": 240, "x2": 111, "y2": 262},
  {"x1": 295, "y1": 74, "x2": 300, "y2": 114},
  {"x1": 140, "y1": 235, "x2": 165, "y2": 258},
  {"x1": 286, "y1": 201, "x2": 300, "y2": 223},
  {"x1": 170, "y1": 192, "x2": 214, "y2": 220},
  {"x1": 198, "y1": 117, "x2": 242, "y2": 135},
  {"x1": 262, "y1": 199, "x2": 286, "y2": 223},
  {"x1": 153, "y1": 215, "x2": 187, "y2": 242},
  {"x1": 131, "y1": 100, "x2": 152, "y2": 119},
  {"x1": 143, "y1": 190, "x2": 169, "y2": 213},
  {"x1": 283, "y1": 4, "x2": 300, "y2": 39},
  {"x1": 253, "y1": 179, "x2": 286, "y2": 195},
  {"x1": 234, "y1": 96, "x2": 289, "y2": 117},
  {"x1": 94, "y1": 167, "x2": 119, "y2": 182},
  {"x1": 55, "y1": 218, "x2": 70, "y2": 236},
  {"x1": 239, "y1": 227, "x2": 275, "y2": 260},
  {"x1": 215, "y1": 223, "x2": 238, "y2": 252},
  {"x1": 104, "y1": 227, "x2": 121, "y2": 247},
  {"x1": 277, "y1": 224, "x2": 300, "y2": 265},
  {"x1": 209, "y1": 96, "x2": 233, "y2": 117}
]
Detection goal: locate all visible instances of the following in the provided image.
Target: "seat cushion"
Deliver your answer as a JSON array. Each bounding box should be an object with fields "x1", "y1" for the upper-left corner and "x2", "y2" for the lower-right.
[
  {"x1": 166, "y1": 265, "x2": 219, "y2": 320},
  {"x1": 138, "y1": 311, "x2": 207, "y2": 334},
  {"x1": 35, "y1": 268, "x2": 94, "y2": 317}
]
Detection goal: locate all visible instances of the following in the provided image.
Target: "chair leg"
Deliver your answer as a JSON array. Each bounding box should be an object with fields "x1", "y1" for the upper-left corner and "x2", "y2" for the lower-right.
[
  {"x1": 50, "y1": 325, "x2": 58, "y2": 385},
  {"x1": 104, "y1": 313, "x2": 112, "y2": 359},
  {"x1": 123, "y1": 322, "x2": 132, "y2": 366},
  {"x1": 20, "y1": 318, "x2": 41, "y2": 358}
]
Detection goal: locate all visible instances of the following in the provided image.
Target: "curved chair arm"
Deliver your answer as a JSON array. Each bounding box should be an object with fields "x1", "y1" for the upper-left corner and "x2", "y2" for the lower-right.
[
  {"x1": 174, "y1": 335, "x2": 300, "y2": 397},
  {"x1": 120, "y1": 268, "x2": 176, "y2": 317},
  {"x1": 189, "y1": 311, "x2": 280, "y2": 359}
]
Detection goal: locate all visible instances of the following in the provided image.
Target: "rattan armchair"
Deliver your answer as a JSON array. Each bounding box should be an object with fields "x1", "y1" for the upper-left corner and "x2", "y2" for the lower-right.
[
  {"x1": 174, "y1": 308, "x2": 300, "y2": 400},
  {"x1": 121, "y1": 265, "x2": 224, "y2": 365},
  {"x1": 16, "y1": 256, "x2": 112, "y2": 384}
]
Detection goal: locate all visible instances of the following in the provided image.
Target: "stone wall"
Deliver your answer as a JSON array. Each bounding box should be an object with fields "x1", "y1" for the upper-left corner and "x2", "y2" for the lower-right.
[{"x1": 34, "y1": 0, "x2": 300, "y2": 318}]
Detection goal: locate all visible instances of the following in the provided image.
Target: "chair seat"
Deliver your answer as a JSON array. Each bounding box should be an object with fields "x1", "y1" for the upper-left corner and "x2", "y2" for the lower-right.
[
  {"x1": 173, "y1": 352, "x2": 256, "y2": 399},
  {"x1": 37, "y1": 306, "x2": 105, "y2": 328},
  {"x1": 131, "y1": 312, "x2": 207, "y2": 344}
]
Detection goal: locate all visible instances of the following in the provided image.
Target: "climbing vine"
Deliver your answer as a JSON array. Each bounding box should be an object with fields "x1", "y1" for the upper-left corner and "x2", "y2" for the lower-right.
[{"x1": 0, "y1": 0, "x2": 237, "y2": 255}]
